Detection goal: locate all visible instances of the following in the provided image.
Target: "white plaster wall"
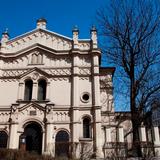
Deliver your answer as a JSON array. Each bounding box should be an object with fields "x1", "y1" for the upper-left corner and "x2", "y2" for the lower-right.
[
  {"x1": 0, "y1": 81, "x2": 19, "y2": 106},
  {"x1": 79, "y1": 78, "x2": 92, "y2": 106},
  {"x1": 50, "y1": 79, "x2": 71, "y2": 105}
]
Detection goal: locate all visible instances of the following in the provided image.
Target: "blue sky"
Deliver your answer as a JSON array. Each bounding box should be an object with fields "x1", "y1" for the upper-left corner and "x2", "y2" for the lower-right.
[{"x1": 0, "y1": 0, "x2": 106, "y2": 39}]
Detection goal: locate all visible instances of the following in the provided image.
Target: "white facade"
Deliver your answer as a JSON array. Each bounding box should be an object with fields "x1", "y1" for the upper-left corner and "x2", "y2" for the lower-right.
[{"x1": 0, "y1": 19, "x2": 159, "y2": 159}]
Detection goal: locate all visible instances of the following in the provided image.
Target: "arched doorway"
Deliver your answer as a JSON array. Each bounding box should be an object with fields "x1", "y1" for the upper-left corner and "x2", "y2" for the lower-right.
[
  {"x1": 55, "y1": 130, "x2": 69, "y2": 157},
  {"x1": 23, "y1": 122, "x2": 42, "y2": 154},
  {"x1": 0, "y1": 131, "x2": 8, "y2": 148}
]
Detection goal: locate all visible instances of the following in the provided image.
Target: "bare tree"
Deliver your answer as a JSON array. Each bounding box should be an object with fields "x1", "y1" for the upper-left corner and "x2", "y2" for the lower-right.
[{"x1": 97, "y1": 0, "x2": 160, "y2": 156}]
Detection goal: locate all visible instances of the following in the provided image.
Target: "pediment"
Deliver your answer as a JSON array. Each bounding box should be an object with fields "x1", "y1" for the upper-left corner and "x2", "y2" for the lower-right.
[
  {"x1": 20, "y1": 67, "x2": 51, "y2": 80},
  {"x1": 2, "y1": 28, "x2": 72, "y2": 54},
  {"x1": 19, "y1": 102, "x2": 45, "y2": 112}
]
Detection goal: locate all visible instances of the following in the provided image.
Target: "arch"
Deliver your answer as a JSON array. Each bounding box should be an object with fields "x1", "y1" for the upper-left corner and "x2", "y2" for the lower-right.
[
  {"x1": 83, "y1": 117, "x2": 91, "y2": 138},
  {"x1": 55, "y1": 130, "x2": 69, "y2": 157},
  {"x1": 24, "y1": 79, "x2": 33, "y2": 101},
  {"x1": 22, "y1": 122, "x2": 42, "y2": 154},
  {"x1": 0, "y1": 131, "x2": 8, "y2": 148},
  {"x1": 37, "y1": 79, "x2": 46, "y2": 101},
  {"x1": 22, "y1": 118, "x2": 44, "y2": 131}
]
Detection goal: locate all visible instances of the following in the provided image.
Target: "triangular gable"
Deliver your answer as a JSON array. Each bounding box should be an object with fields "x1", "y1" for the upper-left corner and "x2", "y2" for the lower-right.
[
  {"x1": 20, "y1": 67, "x2": 52, "y2": 79},
  {"x1": 18, "y1": 102, "x2": 45, "y2": 112},
  {"x1": 2, "y1": 28, "x2": 73, "y2": 53}
]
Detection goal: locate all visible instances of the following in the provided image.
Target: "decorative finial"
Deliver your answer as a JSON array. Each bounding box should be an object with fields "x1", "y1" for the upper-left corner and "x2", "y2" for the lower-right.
[
  {"x1": 2, "y1": 28, "x2": 9, "y2": 36},
  {"x1": 90, "y1": 25, "x2": 97, "y2": 49},
  {"x1": 91, "y1": 25, "x2": 97, "y2": 32},
  {"x1": 36, "y1": 18, "x2": 47, "y2": 29},
  {"x1": 5, "y1": 28, "x2": 8, "y2": 33},
  {"x1": 72, "y1": 25, "x2": 79, "y2": 49},
  {"x1": 72, "y1": 25, "x2": 79, "y2": 33}
]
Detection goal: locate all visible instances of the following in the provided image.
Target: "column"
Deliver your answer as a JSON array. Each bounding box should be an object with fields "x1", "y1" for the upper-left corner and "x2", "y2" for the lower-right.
[
  {"x1": 9, "y1": 123, "x2": 19, "y2": 149},
  {"x1": 45, "y1": 123, "x2": 54, "y2": 156},
  {"x1": 32, "y1": 82, "x2": 37, "y2": 100},
  {"x1": 153, "y1": 126, "x2": 160, "y2": 156}
]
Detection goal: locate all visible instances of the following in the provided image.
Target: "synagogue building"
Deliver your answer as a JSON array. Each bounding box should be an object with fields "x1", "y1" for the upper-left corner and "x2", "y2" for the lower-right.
[{"x1": 0, "y1": 19, "x2": 160, "y2": 159}]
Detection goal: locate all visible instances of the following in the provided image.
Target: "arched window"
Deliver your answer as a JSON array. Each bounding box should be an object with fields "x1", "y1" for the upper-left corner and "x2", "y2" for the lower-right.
[
  {"x1": 0, "y1": 131, "x2": 8, "y2": 148},
  {"x1": 37, "y1": 54, "x2": 43, "y2": 64},
  {"x1": 24, "y1": 80, "x2": 33, "y2": 101},
  {"x1": 83, "y1": 117, "x2": 91, "y2": 138},
  {"x1": 31, "y1": 54, "x2": 37, "y2": 64},
  {"x1": 31, "y1": 53, "x2": 43, "y2": 64},
  {"x1": 37, "y1": 80, "x2": 46, "y2": 101}
]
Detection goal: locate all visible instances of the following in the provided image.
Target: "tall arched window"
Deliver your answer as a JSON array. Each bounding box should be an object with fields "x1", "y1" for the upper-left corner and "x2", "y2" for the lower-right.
[
  {"x1": 38, "y1": 79, "x2": 46, "y2": 101},
  {"x1": 0, "y1": 131, "x2": 8, "y2": 148},
  {"x1": 83, "y1": 117, "x2": 91, "y2": 138},
  {"x1": 24, "y1": 80, "x2": 33, "y2": 101}
]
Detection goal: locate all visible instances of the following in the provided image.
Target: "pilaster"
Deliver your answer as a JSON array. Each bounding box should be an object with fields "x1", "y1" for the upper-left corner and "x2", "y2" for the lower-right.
[
  {"x1": 91, "y1": 48, "x2": 103, "y2": 158},
  {"x1": 45, "y1": 123, "x2": 54, "y2": 156},
  {"x1": 71, "y1": 48, "x2": 80, "y2": 158},
  {"x1": 9, "y1": 123, "x2": 19, "y2": 149}
]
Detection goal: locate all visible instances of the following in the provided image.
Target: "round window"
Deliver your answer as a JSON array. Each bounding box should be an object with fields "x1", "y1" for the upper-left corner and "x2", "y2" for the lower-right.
[{"x1": 81, "y1": 92, "x2": 90, "y2": 103}]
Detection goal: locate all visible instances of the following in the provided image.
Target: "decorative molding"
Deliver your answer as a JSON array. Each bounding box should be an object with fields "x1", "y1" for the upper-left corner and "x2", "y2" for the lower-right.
[
  {"x1": 43, "y1": 68, "x2": 71, "y2": 76},
  {"x1": 79, "y1": 77, "x2": 90, "y2": 80},
  {"x1": 4, "y1": 30, "x2": 73, "y2": 53},
  {"x1": 52, "y1": 77, "x2": 69, "y2": 81},
  {"x1": 79, "y1": 42, "x2": 90, "y2": 50},
  {"x1": 79, "y1": 68, "x2": 91, "y2": 75},
  {"x1": 0, "y1": 68, "x2": 72, "y2": 80},
  {"x1": 2, "y1": 69, "x2": 29, "y2": 77},
  {"x1": 79, "y1": 56, "x2": 91, "y2": 67},
  {"x1": 53, "y1": 111, "x2": 70, "y2": 122}
]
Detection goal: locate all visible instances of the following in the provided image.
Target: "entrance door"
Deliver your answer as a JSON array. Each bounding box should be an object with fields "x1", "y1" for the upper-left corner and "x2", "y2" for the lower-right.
[
  {"x1": 55, "y1": 130, "x2": 69, "y2": 157},
  {"x1": 24, "y1": 122, "x2": 42, "y2": 154}
]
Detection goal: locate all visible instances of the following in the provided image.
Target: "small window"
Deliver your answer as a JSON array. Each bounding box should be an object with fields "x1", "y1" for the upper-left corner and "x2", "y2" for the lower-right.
[
  {"x1": 24, "y1": 80, "x2": 33, "y2": 101},
  {"x1": 37, "y1": 79, "x2": 46, "y2": 101},
  {"x1": 0, "y1": 131, "x2": 8, "y2": 148},
  {"x1": 81, "y1": 92, "x2": 90, "y2": 103},
  {"x1": 83, "y1": 117, "x2": 91, "y2": 138}
]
